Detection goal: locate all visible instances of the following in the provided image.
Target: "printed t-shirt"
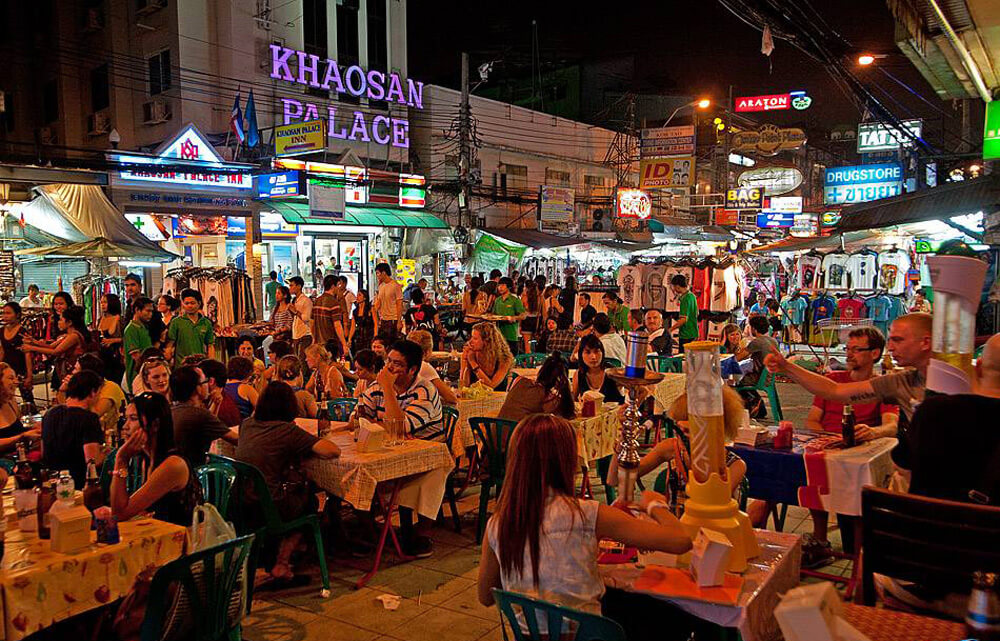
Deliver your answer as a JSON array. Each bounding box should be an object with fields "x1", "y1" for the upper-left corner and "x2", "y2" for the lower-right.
[
  {"x1": 811, "y1": 296, "x2": 836, "y2": 324},
  {"x1": 879, "y1": 251, "x2": 910, "y2": 295},
  {"x1": 798, "y1": 255, "x2": 822, "y2": 290},
  {"x1": 662, "y1": 266, "x2": 693, "y2": 313},
  {"x1": 691, "y1": 267, "x2": 712, "y2": 311},
  {"x1": 837, "y1": 298, "x2": 865, "y2": 320},
  {"x1": 643, "y1": 264, "x2": 669, "y2": 310},
  {"x1": 847, "y1": 253, "x2": 878, "y2": 290},
  {"x1": 812, "y1": 370, "x2": 897, "y2": 432},
  {"x1": 616, "y1": 266, "x2": 642, "y2": 310},
  {"x1": 822, "y1": 253, "x2": 850, "y2": 290},
  {"x1": 781, "y1": 296, "x2": 808, "y2": 325},
  {"x1": 864, "y1": 296, "x2": 892, "y2": 322}
]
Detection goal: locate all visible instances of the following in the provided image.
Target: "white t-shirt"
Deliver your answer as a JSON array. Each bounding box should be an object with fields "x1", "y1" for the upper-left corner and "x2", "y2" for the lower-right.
[
  {"x1": 847, "y1": 252, "x2": 878, "y2": 291},
  {"x1": 797, "y1": 255, "x2": 822, "y2": 290},
  {"x1": 662, "y1": 266, "x2": 693, "y2": 313},
  {"x1": 19, "y1": 296, "x2": 44, "y2": 309},
  {"x1": 616, "y1": 266, "x2": 642, "y2": 310},
  {"x1": 821, "y1": 253, "x2": 850, "y2": 290},
  {"x1": 643, "y1": 265, "x2": 669, "y2": 311},
  {"x1": 600, "y1": 333, "x2": 627, "y2": 364},
  {"x1": 417, "y1": 360, "x2": 441, "y2": 383},
  {"x1": 709, "y1": 265, "x2": 739, "y2": 312},
  {"x1": 878, "y1": 250, "x2": 910, "y2": 295}
]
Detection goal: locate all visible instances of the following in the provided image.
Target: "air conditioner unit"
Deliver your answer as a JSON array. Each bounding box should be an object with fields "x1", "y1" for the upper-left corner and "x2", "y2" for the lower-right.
[
  {"x1": 142, "y1": 100, "x2": 171, "y2": 125},
  {"x1": 136, "y1": 0, "x2": 167, "y2": 17},
  {"x1": 37, "y1": 127, "x2": 55, "y2": 145},
  {"x1": 87, "y1": 111, "x2": 110, "y2": 136},
  {"x1": 82, "y1": 7, "x2": 105, "y2": 31}
]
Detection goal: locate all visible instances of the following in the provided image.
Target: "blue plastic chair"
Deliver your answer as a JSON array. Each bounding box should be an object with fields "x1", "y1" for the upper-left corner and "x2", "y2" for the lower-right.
[
  {"x1": 492, "y1": 589, "x2": 626, "y2": 641},
  {"x1": 196, "y1": 462, "x2": 237, "y2": 519},
  {"x1": 327, "y1": 397, "x2": 358, "y2": 421},
  {"x1": 735, "y1": 367, "x2": 784, "y2": 421}
]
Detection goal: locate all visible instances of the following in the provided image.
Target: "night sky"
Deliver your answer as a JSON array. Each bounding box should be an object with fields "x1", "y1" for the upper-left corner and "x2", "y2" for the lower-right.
[{"x1": 409, "y1": 0, "x2": 963, "y2": 136}]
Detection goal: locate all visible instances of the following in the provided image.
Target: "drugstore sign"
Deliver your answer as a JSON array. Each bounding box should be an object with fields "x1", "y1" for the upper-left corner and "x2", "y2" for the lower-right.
[{"x1": 823, "y1": 163, "x2": 903, "y2": 205}]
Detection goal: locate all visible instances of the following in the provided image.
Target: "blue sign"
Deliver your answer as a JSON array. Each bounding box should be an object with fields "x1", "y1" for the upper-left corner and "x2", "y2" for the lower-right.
[
  {"x1": 756, "y1": 213, "x2": 796, "y2": 228},
  {"x1": 823, "y1": 162, "x2": 903, "y2": 205},
  {"x1": 255, "y1": 171, "x2": 303, "y2": 199}
]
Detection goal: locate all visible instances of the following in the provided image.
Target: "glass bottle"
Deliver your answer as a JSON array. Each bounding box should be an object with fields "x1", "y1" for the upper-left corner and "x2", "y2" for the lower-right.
[
  {"x1": 13, "y1": 441, "x2": 34, "y2": 490},
  {"x1": 842, "y1": 404, "x2": 856, "y2": 448},
  {"x1": 83, "y1": 459, "x2": 103, "y2": 516},
  {"x1": 36, "y1": 480, "x2": 56, "y2": 539},
  {"x1": 967, "y1": 571, "x2": 1000, "y2": 641}
]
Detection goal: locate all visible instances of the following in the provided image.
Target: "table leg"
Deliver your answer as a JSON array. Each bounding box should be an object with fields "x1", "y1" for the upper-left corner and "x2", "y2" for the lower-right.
[{"x1": 357, "y1": 479, "x2": 415, "y2": 589}]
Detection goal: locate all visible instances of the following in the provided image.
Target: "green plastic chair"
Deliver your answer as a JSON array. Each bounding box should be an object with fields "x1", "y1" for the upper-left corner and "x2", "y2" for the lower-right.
[
  {"x1": 0, "y1": 459, "x2": 14, "y2": 474},
  {"x1": 327, "y1": 397, "x2": 358, "y2": 421},
  {"x1": 514, "y1": 352, "x2": 548, "y2": 368},
  {"x1": 469, "y1": 417, "x2": 518, "y2": 544},
  {"x1": 436, "y1": 405, "x2": 461, "y2": 532},
  {"x1": 647, "y1": 354, "x2": 683, "y2": 373},
  {"x1": 735, "y1": 367, "x2": 784, "y2": 421},
  {"x1": 343, "y1": 378, "x2": 356, "y2": 396},
  {"x1": 196, "y1": 462, "x2": 237, "y2": 519},
  {"x1": 207, "y1": 454, "x2": 330, "y2": 595},
  {"x1": 140, "y1": 534, "x2": 255, "y2": 641},
  {"x1": 99, "y1": 447, "x2": 147, "y2": 498},
  {"x1": 492, "y1": 588, "x2": 626, "y2": 641},
  {"x1": 604, "y1": 357, "x2": 623, "y2": 369}
]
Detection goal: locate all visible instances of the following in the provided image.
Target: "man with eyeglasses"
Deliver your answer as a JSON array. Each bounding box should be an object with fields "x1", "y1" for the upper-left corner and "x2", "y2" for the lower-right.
[{"x1": 169, "y1": 365, "x2": 238, "y2": 466}]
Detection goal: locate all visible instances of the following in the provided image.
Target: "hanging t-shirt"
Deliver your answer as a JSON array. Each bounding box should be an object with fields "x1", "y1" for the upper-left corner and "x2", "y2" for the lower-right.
[
  {"x1": 643, "y1": 264, "x2": 669, "y2": 311},
  {"x1": 864, "y1": 295, "x2": 892, "y2": 322},
  {"x1": 878, "y1": 250, "x2": 911, "y2": 295},
  {"x1": 811, "y1": 296, "x2": 837, "y2": 325},
  {"x1": 706, "y1": 320, "x2": 728, "y2": 342},
  {"x1": 617, "y1": 266, "x2": 642, "y2": 310},
  {"x1": 709, "y1": 266, "x2": 734, "y2": 312},
  {"x1": 847, "y1": 253, "x2": 879, "y2": 291},
  {"x1": 780, "y1": 295, "x2": 809, "y2": 325},
  {"x1": 837, "y1": 298, "x2": 865, "y2": 320},
  {"x1": 887, "y1": 295, "x2": 907, "y2": 322},
  {"x1": 798, "y1": 255, "x2": 822, "y2": 290},
  {"x1": 821, "y1": 253, "x2": 851, "y2": 290},
  {"x1": 691, "y1": 267, "x2": 712, "y2": 311},
  {"x1": 663, "y1": 266, "x2": 693, "y2": 313}
]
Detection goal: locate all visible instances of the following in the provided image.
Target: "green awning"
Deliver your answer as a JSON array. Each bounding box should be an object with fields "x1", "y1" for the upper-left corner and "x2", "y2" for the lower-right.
[{"x1": 266, "y1": 201, "x2": 447, "y2": 229}]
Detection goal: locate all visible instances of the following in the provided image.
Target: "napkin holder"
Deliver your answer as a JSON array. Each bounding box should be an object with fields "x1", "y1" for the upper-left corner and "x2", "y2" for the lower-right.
[
  {"x1": 690, "y1": 528, "x2": 733, "y2": 587},
  {"x1": 774, "y1": 582, "x2": 851, "y2": 641},
  {"x1": 357, "y1": 419, "x2": 386, "y2": 453},
  {"x1": 50, "y1": 505, "x2": 93, "y2": 552},
  {"x1": 735, "y1": 425, "x2": 772, "y2": 447}
]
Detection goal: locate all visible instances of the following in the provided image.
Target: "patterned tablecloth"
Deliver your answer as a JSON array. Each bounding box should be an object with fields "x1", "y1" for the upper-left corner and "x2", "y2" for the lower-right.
[
  {"x1": 0, "y1": 518, "x2": 186, "y2": 641},
  {"x1": 651, "y1": 373, "x2": 687, "y2": 414},
  {"x1": 601, "y1": 530, "x2": 802, "y2": 641},
  {"x1": 840, "y1": 603, "x2": 967, "y2": 641},
  {"x1": 451, "y1": 392, "x2": 507, "y2": 455},
  {"x1": 303, "y1": 432, "x2": 455, "y2": 519},
  {"x1": 572, "y1": 405, "x2": 621, "y2": 466}
]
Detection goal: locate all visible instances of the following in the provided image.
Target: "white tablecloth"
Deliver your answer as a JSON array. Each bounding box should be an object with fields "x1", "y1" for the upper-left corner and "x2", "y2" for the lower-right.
[{"x1": 651, "y1": 373, "x2": 687, "y2": 414}]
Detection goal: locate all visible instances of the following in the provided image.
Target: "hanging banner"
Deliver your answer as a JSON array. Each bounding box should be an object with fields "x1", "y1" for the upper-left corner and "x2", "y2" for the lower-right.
[
  {"x1": 725, "y1": 186, "x2": 764, "y2": 210},
  {"x1": 639, "y1": 156, "x2": 694, "y2": 189},
  {"x1": 640, "y1": 125, "x2": 695, "y2": 156},
  {"x1": 538, "y1": 185, "x2": 575, "y2": 224},
  {"x1": 274, "y1": 119, "x2": 327, "y2": 156}
]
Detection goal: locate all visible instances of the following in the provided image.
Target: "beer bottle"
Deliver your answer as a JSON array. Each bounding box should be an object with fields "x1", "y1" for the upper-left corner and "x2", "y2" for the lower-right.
[
  {"x1": 967, "y1": 571, "x2": 1000, "y2": 641},
  {"x1": 36, "y1": 480, "x2": 56, "y2": 539},
  {"x1": 13, "y1": 441, "x2": 34, "y2": 490},
  {"x1": 842, "y1": 404, "x2": 856, "y2": 448},
  {"x1": 83, "y1": 459, "x2": 103, "y2": 515},
  {"x1": 315, "y1": 370, "x2": 330, "y2": 435}
]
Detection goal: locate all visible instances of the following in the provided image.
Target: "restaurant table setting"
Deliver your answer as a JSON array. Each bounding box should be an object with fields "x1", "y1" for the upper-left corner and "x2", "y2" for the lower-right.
[
  {"x1": 650, "y1": 372, "x2": 687, "y2": 414},
  {"x1": 450, "y1": 386, "x2": 507, "y2": 455}
]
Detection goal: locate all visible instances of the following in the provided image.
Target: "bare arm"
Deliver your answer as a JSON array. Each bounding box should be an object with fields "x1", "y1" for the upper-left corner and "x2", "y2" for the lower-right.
[
  {"x1": 478, "y1": 538, "x2": 503, "y2": 606},
  {"x1": 221, "y1": 429, "x2": 239, "y2": 444},
  {"x1": 596, "y1": 501, "x2": 692, "y2": 554},
  {"x1": 311, "y1": 438, "x2": 340, "y2": 459},
  {"x1": 607, "y1": 439, "x2": 677, "y2": 486},
  {"x1": 765, "y1": 347, "x2": 877, "y2": 404},
  {"x1": 805, "y1": 405, "x2": 825, "y2": 432},
  {"x1": 433, "y1": 378, "x2": 458, "y2": 405},
  {"x1": 111, "y1": 455, "x2": 188, "y2": 521}
]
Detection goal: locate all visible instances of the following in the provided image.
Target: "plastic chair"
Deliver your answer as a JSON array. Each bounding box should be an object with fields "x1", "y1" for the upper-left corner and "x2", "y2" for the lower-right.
[
  {"x1": 514, "y1": 352, "x2": 548, "y2": 368},
  {"x1": 0, "y1": 459, "x2": 14, "y2": 474},
  {"x1": 207, "y1": 454, "x2": 331, "y2": 596},
  {"x1": 604, "y1": 357, "x2": 623, "y2": 369},
  {"x1": 436, "y1": 405, "x2": 462, "y2": 532},
  {"x1": 735, "y1": 367, "x2": 784, "y2": 421},
  {"x1": 196, "y1": 462, "x2": 237, "y2": 519},
  {"x1": 327, "y1": 397, "x2": 358, "y2": 421},
  {"x1": 469, "y1": 417, "x2": 518, "y2": 543},
  {"x1": 99, "y1": 447, "x2": 147, "y2": 497},
  {"x1": 647, "y1": 354, "x2": 683, "y2": 373},
  {"x1": 492, "y1": 588, "x2": 626, "y2": 641},
  {"x1": 140, "y1": 534, "x2": 255, "y2": 641}
]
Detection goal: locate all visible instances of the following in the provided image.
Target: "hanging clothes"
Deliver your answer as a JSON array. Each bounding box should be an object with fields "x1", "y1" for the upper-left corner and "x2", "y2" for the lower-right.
[
  {"x1": 821, "y1": 253, "x2": 850, "y2": 291},
  {"x1": 878, "y1": 250, "x2": 911, "y2": 295},
  {"x1": 663, "y1": 265, "x2": 693, "y2": 313},
  {"x1": 797, "y1": 254, "x2": 823, "y2": 290},
  {"x1": 847, "y1": 252, "x2": 879, "y2": 291},
  {"x1": 837, "y1": 296, "x2": 865, "y2": 321},
  {"x1": 642, "y1": 264, "x2": 669, "y2": 311},
  {"x1": 616, "y1": 265, "x2": 643, "y2": 311}
]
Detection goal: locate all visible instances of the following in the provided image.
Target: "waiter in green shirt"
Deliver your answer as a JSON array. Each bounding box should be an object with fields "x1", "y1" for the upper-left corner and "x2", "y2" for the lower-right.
[
  {"x1": 168, "y1": 288, "x2": 216, "y2": 365},
  {"x1": 492, "y1": 277, "x2": 526, "y2": 355},
  {"x1": 122, "y1": 297, "x2": 154, "y2": 394},
  {"x1": 264, "y1": 271, "x2": 279, "y2": 318},
  {"x1": 602, "y1": 293, "x2": 630, "y2": 333},
  {"x1": 669, "y1": 274, "x2": 699, "y2": 352}
]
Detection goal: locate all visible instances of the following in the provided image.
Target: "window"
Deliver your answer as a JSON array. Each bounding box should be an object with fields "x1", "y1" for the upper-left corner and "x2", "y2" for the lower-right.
[
  {"x1": 302, "y1": 0, "x2": 328, "y2": 98},
  {"x1": 366, "y1": 0, "x2": 388, "y2": 111},
  {"x1": 502, "y1": 163, "x2": 528, "y2": 191},
  {"x1": 90, "y1": 64, "x2": 109, "y2": 112},
  {"x1": 545, "y1": 168, "x2": 570, "y2": 185},
  {"x1": 42, "y1": 80, "x2": 58, "y2": 124},
  {"x1": 147, "y1": 50, "x2": 171, "y2": 96},
  {"x1": 584, "y1": 174, "x2": 606, "y2": 194},
  {"x1": 337, "y1": 0, "x2": 360, "y2": 104}
]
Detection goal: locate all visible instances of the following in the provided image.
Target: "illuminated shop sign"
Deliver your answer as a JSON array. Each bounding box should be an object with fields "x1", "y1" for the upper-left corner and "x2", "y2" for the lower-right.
[
  {"x1": 734, "y1": 91, "x2": 811, "y2": 113},
  {"x1": 823, "y1": 163, "x2": 903, "y2": 205},
  {"x1": 616, "y1": 189, "x2": 652, "y2": 220},
  {"x1": 115, "y1": 125, "x2": 252, "y2": 189},
  {"x1": 857, "y1": 119, "x2": 923, "y2": 153},
  {"x1": 255, "y1": 171, "x2": 304, "y2": 199},
  {"x1": 725, "y1": 186, "x2": 764, "y2": 210},
  {"x1": 270, "y1": 45, "x2": 422, "y2": 149},
  {"x1": 756, "y1": 212, "x2": 795, "y2": 228}
]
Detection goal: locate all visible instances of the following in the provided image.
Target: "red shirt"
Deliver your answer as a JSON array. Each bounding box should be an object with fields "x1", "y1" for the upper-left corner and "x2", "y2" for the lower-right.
[
  {"x1": 812, "y1": 370, "x2": 897, "y2": 432},
  {"x1": 837, "y1": 298, "x2": 864, "y2": 320},
  {"x1": 691, "y1": 267, "x2": 712, "y2": 310},
  {"x1": 216, "y1": 392, "x2": 242, "y2": 428}
]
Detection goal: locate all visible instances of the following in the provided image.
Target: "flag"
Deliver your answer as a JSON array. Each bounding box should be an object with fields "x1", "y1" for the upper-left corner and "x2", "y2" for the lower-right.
[
  {"x1": 761, "y1": 25, "x2": 774, "y2": 56},
  {"x1": 245, "y1": 90, "x2": 259, "y2": 148},
  {"x1": 229, "y1": 93, "x2": 245, "y2": 143}
]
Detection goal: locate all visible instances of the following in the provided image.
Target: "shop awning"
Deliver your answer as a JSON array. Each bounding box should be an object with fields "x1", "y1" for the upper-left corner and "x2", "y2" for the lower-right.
[
  {"x1": 267, "y1": 201, "x2": 447, "y2": 229},
  {"x1": 748, "y1": 231, "x2": 878, "y2": 253},
  {"x1": 838, "y1": 175, "x2": 1000, "y2": 232},
  {"x1": 482, "y1": 227, "x2": 582, "y2": 249}
]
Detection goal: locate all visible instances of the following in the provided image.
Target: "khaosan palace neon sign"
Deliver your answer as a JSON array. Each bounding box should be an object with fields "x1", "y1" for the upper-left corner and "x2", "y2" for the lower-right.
[{"x1": 270, "y1": 45, "x2": 423, "y2": 149}]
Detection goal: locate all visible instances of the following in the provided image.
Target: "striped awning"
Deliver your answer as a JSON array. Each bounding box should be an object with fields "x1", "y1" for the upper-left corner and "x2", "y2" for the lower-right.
[{"x1": 266, "y1": 201, "x2": 448, "y2": 229}]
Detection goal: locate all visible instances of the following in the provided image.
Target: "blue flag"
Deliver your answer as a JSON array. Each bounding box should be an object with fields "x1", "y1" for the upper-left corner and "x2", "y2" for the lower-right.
[{"x1": 244, "y1": 90, "x2": 259, "y2": 148}]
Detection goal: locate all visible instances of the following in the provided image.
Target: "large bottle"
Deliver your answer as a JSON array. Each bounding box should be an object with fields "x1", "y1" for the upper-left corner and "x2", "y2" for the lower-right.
[
  {"x1": 967, "y1": 572, "x2": 1000, "y2": 641},
  {"x1": 315, "y1": 369, "x2": 330, "y2": 436},
  {"x1": 83, "y1": 459, "x2": 104, "y2": 516},
  {"x1": 842, "y1": 404, "x2": 856, "y2": 448},
  {"x1": 13, "y1": 441, "x2": 34, "y2": 490},
  {"x1": 36, "y1": 479, "x2": 56, "y2": 539}
]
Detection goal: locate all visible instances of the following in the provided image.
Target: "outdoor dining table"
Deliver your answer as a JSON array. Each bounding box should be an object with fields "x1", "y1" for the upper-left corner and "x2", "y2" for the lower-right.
[
  {"x1": 600, "y1": 529, "x2": 802, "y2": 641},
  {"x1": 840, "y1": 603, "x2": 968, "y2": 641},
  {"x1": 450, "y1": 390, "x2": 507, "y2": 455},
  {"x1": 0, "y1": 515, "x2": 186, "y2": 641}
]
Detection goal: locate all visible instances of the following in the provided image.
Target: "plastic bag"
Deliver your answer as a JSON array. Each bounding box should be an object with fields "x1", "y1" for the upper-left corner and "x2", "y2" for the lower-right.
[{"x1": 188, "y1": 503, "x2": 236, "y2": 552}]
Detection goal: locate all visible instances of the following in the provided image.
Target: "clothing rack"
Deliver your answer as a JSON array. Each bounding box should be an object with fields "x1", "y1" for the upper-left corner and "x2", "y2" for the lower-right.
[
  {"x1": 163, "y1": 266, "x2": 257, "y2": 326},
  {"x1": 72, "y1": 274, "x2": 125, "y2": 326}
]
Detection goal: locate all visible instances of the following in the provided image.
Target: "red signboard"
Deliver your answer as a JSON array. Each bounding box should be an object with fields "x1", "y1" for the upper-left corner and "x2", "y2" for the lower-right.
[
  {"x1": 714, "y1": 209, "x2": 739, "y2": 225},
  {"x1": 735, "y1": 94, "x2": 790, "y2": 113}
]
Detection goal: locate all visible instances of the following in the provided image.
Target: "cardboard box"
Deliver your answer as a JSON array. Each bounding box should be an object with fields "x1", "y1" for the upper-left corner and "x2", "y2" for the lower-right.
[
  {"x1": 50, "y1": 505, "x2": 93, "y2": 553},
  {"x1": 690, "y1": 528, "x2": 733, "y2": 587},
  {"x1": 774, "y1": 582, "x2": 843, "y2": 641}
]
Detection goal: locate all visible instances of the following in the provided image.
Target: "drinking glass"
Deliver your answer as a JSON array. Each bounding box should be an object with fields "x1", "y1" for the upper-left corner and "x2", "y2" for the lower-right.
[{"x1": 386, "y1": 418, "x2": 406, "y2": 447}]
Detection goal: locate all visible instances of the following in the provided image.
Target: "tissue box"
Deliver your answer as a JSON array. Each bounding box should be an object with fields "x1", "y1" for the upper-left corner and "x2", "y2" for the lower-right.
[
  {"x1": 357, "y1": 419, "x2": 386, "y2": 453},
  {"x1": 690, "y1": 528, "x2": 733, "y2": 587},
  {"x1": 774, "y1": 582, "x2": 842, "y2": 641},
  {"x1": 736, "y1": 426, "x2": 772, "y2": 447},
  {"x1": 581, "y1": 390, "x2": 604, "y2": 416},
  {"x1": 50, "y1": 505, "x2": 93, "y2": 553}
]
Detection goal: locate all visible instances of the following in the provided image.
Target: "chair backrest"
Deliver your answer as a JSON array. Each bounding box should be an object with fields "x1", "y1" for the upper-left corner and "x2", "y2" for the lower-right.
[
  {"x1": 441, "y1": 405, "x2": 459, "y2": 454},
  {"x1": 469, "y1": 417, "x2": 518, "y2": 487},
  {"x1": 492, "y1": 589, "x2": 626, "y2": 641},
  {"x1": 140, "y1": 534, "x2": 255, "y2": 641},
  {"x1": 514, "y1": 352, "x2": 548, "y2": 368},
  {"x1": 208, "y1": 454, "x2": 281, "y2": 534},
  {"x1": 99, "y1": 447, "x2": 147, "y2": 497},
  {"x1": 754, "y1": 366, "x2": 773, "y2": 389},
  {"x1": 603, "y1": 357, "x2": 623, "y2": 369},
  {"x1": 327, "y1": 397, "x2": 358, "y2": 422},
  {"x1": 647, "y1": 354, "x2": 683, "y2": 373},
  {"x1": 196, "y1": 462, "x2": 237, "y2": 519},
  {"x1": 0, "y1": 458, "x2": 14, "y2": 474},
  {"x1": 861, "y1": 487, "x2": 1000, "y2": 599}
]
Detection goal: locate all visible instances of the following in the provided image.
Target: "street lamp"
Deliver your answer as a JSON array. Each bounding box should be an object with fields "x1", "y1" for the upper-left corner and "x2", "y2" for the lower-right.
[
  {"x1": 857, "y1": 53, "x2": 887, "y2": 66},
  {"x1": 664, "y1": 98, "x2": 711, "y2": 126}
]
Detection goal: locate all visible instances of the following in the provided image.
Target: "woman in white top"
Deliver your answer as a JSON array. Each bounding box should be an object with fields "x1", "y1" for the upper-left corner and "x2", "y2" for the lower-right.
[{"x1": 477, "y1": 414, "x2": 691, "y2": 619}]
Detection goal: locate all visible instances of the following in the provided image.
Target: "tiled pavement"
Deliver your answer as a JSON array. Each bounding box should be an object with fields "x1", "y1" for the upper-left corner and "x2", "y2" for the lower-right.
[{"x1": 241, "y1": 382, "x2": 852, "y2": 641}]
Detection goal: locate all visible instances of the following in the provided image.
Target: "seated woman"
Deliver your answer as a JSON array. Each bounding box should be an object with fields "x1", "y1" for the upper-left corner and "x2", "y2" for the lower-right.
[
  {"x1": 224, "y1": 356, "x2": 259, "y2": 420},
  {"x1": 571, "y1": 335, "x2": 625, "y2": 404},
  {"x1": 477, "y1": 414, "x2": 691, "y2": 617},
  {"x1": 721, "y1": 323, "x2": 750, "y2": 361},
  {"x1": 110, "y1": 392, "x2": 202, "y2": 526},
  {"x1": 236, "y1": 381, "x2": 340, "y2": 586},
  {"x1": 533, "y1": 317, "x2": 557, "y2": 354},
  {"x1": 236, "y1": 337, "x2": 266, "y2": 391},
  {"x1": 352, "y1": 349, "x2": 383, "y2": 400},
  {"x1": 498, "y1": 353, "x2": 575, "y2": 422},
  {"x1": 0, "y1": 363, "x2": 39, "y2": 453},
  {"x1": 460, "y1": 322, "x2": 513, "y2": 390},
  {"x1": 276, "y1": 355, "x2": 318, "y2": 418},
  {"x1": 407, "y1": 329, "x2": 458, "y2": 405},
  {"x1": 303, "y1": 344, "x2": 347, "y2": 400}
]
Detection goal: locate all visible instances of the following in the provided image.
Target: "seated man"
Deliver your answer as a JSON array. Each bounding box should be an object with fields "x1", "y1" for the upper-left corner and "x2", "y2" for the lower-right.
[
  {"x1": 170, "y1": 365, "x2": 239, "y2": 465},
  {"x1": 42, "y1": 370, "x2": 106, "y2": 487},
  {"x1": 644, "y1": 308, "x2": 673, "y2": 356},
  {"x1": 545, "y1": 317, "x2": 578, "y2": 355}
]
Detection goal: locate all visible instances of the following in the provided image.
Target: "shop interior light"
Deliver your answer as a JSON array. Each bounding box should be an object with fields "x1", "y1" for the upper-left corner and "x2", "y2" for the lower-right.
[{"x1": 697, "y1": 98, "x2": 711, "y2": 109}]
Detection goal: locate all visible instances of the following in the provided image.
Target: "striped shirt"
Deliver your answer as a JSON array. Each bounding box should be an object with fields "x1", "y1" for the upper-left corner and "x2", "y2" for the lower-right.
[{"x1": 359, "y1": 377, "x2": 442, "y2": 438}]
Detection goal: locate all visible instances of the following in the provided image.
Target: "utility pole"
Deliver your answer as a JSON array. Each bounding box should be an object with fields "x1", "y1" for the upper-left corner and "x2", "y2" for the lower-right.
[{"x1": 459, "y1": 52, "x2": 471, "y2": 230}]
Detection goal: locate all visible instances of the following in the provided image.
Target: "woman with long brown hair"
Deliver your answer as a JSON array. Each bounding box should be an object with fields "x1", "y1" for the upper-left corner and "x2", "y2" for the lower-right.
[
  {"x1": 519, "y1": 281, "x2": 541, "y2": 353},
  {"x1": 477, "y1": 415, "x2": 691, "y2": 616},
  {"x1": 460, "y1": 322, "x2": 513, "y2": 390}
]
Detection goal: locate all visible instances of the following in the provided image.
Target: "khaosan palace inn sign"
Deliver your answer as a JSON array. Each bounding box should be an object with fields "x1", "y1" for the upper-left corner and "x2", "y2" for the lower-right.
[{"x1": 269, "y1": 45, "x2": 423, "y2": 149}]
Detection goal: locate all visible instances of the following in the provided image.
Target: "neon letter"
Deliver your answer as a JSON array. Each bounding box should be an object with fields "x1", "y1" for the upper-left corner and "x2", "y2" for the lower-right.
[
  {"x1": 328, "y1": 106, "x2": 348, "y2": 140},
  {"x1": 281, "y1": 98, "x2": 303, "y2": 124},
  {"x1": 406, "y1": 79, "x2": 424, "y2": 110},
  {"x1": 321, "y1": 61, "x2": 345, "y2": 93},
  {"x1": 386, "y1": 73, "x2": 405, "y2": 105},
  {"x1": 367, "y1": 70, "x2": 387, "y2": 101},
  {"x1": 349, "y1": 111, "x2": 371, "y2": 142},
  {"x1": 270, "y1": 44, "x2": 295, "y2": 82},
  {"x1": 344, "y1": 65, "x2": 367, "y2": 97},
  {"x1": 372, "y1": 115, "x2": 391, "y2": 145},
  {"x1": 297, "y1": 51, "x2": 321, "y2": 87},
  {"x1": 303, "y1": 102, "x2": 320, "y2": 121},
  {"x1": 391, "y1": 119, "x2": 409, "y2": 148}
]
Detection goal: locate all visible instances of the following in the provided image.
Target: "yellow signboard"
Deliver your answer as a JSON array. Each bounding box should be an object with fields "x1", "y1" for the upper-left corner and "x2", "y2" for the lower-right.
[
  {"x1": 639, "y1": 156, "x2": 694, "y2": 189},
  {"x1": 275, "y1": 119, "x2": 327, "y2": 156}
]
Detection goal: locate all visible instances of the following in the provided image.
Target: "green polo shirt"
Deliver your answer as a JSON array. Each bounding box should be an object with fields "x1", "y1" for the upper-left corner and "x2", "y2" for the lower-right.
[
  {"x1": 122, "y1": 320, "x2": 152, "y2": 394},
  {"x1": 608, "y1": 305, "x2": 630, "y2": 333},
  {"x1": 492, "y1": 294, "x2": 525, "y2": 342},
  {"x1": 168, "y1": 313, "x2": 215, "y2": 365},
  {"x1": 678, "y1": 291, "x2": 699, "y2": 340}
]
